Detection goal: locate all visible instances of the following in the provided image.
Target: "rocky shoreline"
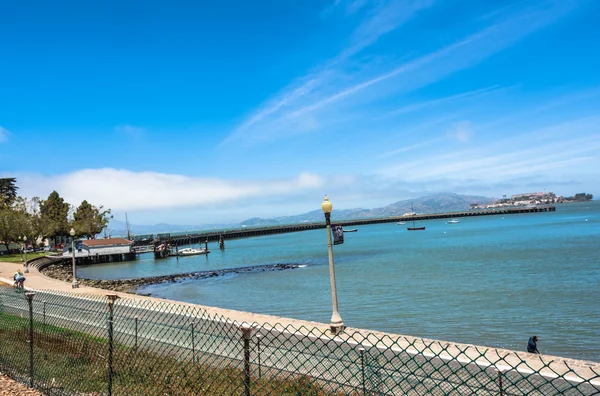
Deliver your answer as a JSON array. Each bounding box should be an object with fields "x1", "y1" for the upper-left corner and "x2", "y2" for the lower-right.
[{"x1": 40, "y1": 262, "x2": 301, "y2": 294}]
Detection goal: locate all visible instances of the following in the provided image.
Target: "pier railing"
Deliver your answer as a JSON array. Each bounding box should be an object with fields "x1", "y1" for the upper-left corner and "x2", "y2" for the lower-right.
[{"x1": 1, "y1": 285, "x2": 598, "y2": 395}]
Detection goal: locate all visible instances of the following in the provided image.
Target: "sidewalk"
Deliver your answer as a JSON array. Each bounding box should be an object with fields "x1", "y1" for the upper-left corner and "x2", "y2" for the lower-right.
[
  {"x1": 0, "y1": 260, "x2": 108, "y2": 295},
  {"x1": 0, "y1": 259, "x2": 329, "y2": 329}
]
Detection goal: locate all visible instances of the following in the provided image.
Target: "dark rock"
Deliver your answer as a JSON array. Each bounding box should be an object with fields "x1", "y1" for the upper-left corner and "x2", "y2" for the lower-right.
[{"x1": 39, "y1": 260, "x2": 303, "y2": 294}]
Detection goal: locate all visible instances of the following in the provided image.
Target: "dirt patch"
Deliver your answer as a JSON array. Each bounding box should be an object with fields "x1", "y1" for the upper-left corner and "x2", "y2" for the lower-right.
[{"x1": 0, "y1": 373, "x2": 44, "y2": 395}]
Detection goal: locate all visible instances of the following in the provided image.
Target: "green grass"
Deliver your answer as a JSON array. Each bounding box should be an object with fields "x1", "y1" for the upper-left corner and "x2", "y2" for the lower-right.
[
  {"x1": 0, "y1": 252, "x2": 47, "y2": 263},
  {"x1": 0, "y1": 312, "x2": 347, "y2": 395}
]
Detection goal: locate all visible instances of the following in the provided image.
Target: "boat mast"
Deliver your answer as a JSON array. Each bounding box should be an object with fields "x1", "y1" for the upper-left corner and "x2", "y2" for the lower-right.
[{"x1": 126, "y1": 213, "x2": 131, "y2": 240}]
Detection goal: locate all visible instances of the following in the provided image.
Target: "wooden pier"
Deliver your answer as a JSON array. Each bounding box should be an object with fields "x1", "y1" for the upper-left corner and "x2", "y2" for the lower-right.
[{"x1": 139, "y1": 205, "x2": 556, "y2": 247}]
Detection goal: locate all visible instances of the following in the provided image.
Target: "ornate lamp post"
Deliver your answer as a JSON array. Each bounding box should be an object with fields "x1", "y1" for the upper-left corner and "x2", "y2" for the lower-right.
[
  {"x1": 70, "y1": 228, "x2": 79, "y2": 288},
  {"x1": 23, "y1": 236, "x2": 29, "y2": 273},
  {"x1": 321, "y1": 195, "x2": 344, "y2": 335}
]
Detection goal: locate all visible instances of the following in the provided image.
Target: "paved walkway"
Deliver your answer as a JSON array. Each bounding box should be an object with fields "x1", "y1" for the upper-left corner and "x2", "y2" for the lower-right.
[{"x1": 0, "y1": 260, "x2": 329, "y2": 330}]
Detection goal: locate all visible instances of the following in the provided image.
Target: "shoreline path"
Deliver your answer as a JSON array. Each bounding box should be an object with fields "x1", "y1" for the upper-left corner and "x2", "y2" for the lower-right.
[{"x1": 1, "y1": 260, "x2": 599, "y2": 394}]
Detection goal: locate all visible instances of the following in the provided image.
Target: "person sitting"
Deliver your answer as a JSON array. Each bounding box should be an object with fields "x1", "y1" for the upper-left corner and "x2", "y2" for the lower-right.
[{"x1": 527, "y1": 336, "x2": 540, "y2": 354}]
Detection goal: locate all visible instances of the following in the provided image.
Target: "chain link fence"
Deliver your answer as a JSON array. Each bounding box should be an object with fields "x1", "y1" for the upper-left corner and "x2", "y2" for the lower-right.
[{"x1": 1, "y1": 285, "x2": 599, "y2": 395}]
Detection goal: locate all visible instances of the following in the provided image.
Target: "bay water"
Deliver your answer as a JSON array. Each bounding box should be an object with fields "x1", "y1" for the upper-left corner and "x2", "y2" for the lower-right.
[{"x1": 79, "y1": 202, "x2": 600, "y2": 362}]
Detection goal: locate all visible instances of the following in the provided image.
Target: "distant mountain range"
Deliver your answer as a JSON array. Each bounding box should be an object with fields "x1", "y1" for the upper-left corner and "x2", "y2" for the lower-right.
[
  {"x1": 240, "y1": 193, "x2": 493, "y2": 226},
  {"x1": 107, "y1": 193, "x2": 493, "y2": 236}
]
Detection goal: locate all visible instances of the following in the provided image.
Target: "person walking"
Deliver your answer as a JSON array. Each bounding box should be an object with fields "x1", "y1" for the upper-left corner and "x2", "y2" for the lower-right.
[{"x1": 527, "y1": 336, "x2": 540, "y2": 354}]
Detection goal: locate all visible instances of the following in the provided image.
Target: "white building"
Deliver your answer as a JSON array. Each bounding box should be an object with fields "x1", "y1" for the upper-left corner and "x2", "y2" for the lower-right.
[{"x1": 63, "y1": 238, "x2": 135, "y2": 263}]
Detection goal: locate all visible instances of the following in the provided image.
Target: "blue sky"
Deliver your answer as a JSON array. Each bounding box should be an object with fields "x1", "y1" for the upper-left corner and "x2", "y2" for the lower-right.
[{"x1": 1, "y1": 0, "x2": 599, "y2": 224}]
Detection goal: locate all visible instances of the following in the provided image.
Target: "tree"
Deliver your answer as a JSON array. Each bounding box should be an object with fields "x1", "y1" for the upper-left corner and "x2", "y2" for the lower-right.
[
  {"x1": 0, "y1": 204, "x2": 30, "y2": 252},
  {"x1": 0, "y1": 178, "x2": 18, "y2": 207},
  {"x1": 572, "y1": 193, "x2": 593, "y2": 202},
  {"x1": 72, "y1": 200, "x2": 112, "y2": 239},
  {"x1": 13, "y1": 196, "x2": 43, "y2": 245},
  {"x1": 40, "y1": 191, "x2": 70, "y2": 240}
]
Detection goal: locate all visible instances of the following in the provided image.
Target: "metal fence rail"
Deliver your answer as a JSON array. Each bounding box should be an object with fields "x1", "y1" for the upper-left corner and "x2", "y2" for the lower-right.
[{"x1": 1, "y1": 285, "x2": 599, "y2": 395}]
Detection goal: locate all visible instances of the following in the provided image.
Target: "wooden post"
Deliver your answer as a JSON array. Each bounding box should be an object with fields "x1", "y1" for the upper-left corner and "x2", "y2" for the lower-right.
[
  {"x1": 240, "y1": 325, "x2": 253, "y2": 396},
  {"x1": 358, "y1": 347, "x2": 366, "y2": 395},
  {"x1": 497, "y1": 369, "x2": 504, "y2": 396}
]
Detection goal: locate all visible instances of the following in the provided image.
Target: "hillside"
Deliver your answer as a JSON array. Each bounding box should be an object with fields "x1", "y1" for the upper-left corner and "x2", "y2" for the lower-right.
[{"x1": 240, "y1": 193, "x2": 493, "y2": 226}]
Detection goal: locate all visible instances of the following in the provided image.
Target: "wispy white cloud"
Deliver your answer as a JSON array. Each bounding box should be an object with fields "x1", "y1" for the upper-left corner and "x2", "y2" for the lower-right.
[
  {"x1": 115, "y1": 125, "x2": 146, "y2": 137},
  {"x1": 224, "y1": 0, "x2": 435, "y2": 146},
  {"x1": 377, "y1": 113, "x2": 464, "y2": 158},
  {"x1": 384, "y1": 85, "x2": 504, "y2": 118},
  {"x1": 341, "y1": 0, "x2": 435, "y2": 57},
  {"x1": 0, "y1": 126, "x2": 10, "y2": 143},
  {"x1": 345, "y1": 0, "x2": 369, "y2": 14},
  {"x1": 476, "y1": 85, "x2": 600, "y2": 130},
  {"x1": 225, "y1": 0, "x2": 579, "y2": 147},
  {"x1": 17, "y1": 168, "x2": 329, "y2": 212},
  {"x1": 323, "y1": 0, "x2": 370, "y2": 16},
  {"x1": 447, "y1": 121, "x2": 473, "y2": 143},
  {"x1": 234, "y1": 0, "x2": 429, "y2": 138},
  {"x1": 378, "y1": 116, "x2": 600, "y2": 183},
  {"x1": 379, "y1": 138, "x2": 442, "y2": 158}
]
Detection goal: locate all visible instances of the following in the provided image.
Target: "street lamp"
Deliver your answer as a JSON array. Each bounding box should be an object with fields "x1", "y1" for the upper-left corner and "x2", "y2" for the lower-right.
[
  {"x1": 321, "y1": 195, "x2": 344, "y2": 335},
  {"x1": 22, "y1": 236, "x2": 29, "y2": 273},
  {"x1": 70, "y1": 228, "x2": 79, "y2": 288}
]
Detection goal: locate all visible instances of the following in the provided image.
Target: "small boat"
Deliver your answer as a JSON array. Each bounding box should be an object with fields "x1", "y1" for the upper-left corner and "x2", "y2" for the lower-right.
[
  {"x1": 343, "y1": 228, "x2": 358, "y2": 232},
  {"x1": 396, "y1": 221, "x2": 406, "y2": 225},
  {"x1": 447, "y1": 219, "x2": 460, "y2": 224},
  {"x1": 407, "y1": 204, "x2": 426, "y2": 231},
  {"x1": 178, "y1": 247, "x2": 210, "y2": 256}
]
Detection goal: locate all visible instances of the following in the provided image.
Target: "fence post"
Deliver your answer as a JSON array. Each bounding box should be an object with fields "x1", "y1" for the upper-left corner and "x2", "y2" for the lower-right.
[
  {"x1": 26, "y1": 292, "x2": 36, "y2": 389},
  {"x1": 497, "y1": 369, "x2": 504, "y2": 396},
  {"x1": 190, "y1": 321, "x2": 195, "y2": 364},
  {"x1": 134, "y1": 317, "x2": 138, "y2": 352},
  {"x1": 240, "y1": 324, "x2": 253, "y2": 396},
  {"x1": 358, "y1": 346, "x2": 366, "y2": 395},
  {"x1": 256, "y1": 334, "x2": 262, "y2": 379},
  {"x1": 107, "y1": 294, "x2": 120, "y2": 396}
]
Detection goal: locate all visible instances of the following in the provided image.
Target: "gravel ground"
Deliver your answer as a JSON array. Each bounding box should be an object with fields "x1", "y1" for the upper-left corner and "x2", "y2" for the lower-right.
[{"x1": 0, "y1": 373, "x2": 44, "y2": 395}]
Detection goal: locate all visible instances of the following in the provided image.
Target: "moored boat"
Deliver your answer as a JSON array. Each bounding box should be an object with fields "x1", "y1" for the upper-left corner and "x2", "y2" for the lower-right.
[
  {"x1": 407, "y1": 204, "x2": 426, "y2": 231},
  {"x1": 178, "y1": 247, "x2": 210, "y2": 256},
  {"x1": 343, "y1": 228, "x2": 358, "y2": 232},
  {"x1": 447, "y1": 219, "x2": 460, "y2": 224}
]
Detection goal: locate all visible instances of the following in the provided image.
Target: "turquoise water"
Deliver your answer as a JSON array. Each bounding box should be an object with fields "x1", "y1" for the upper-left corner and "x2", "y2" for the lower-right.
[{"x1": 79, "y1": 202, "x2": 600, "y2": 362}]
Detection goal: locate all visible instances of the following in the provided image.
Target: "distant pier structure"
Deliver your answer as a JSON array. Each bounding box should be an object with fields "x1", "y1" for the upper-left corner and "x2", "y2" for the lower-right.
[{"x1": 132, "y1": 205, "x2": 556, "y2": 247}]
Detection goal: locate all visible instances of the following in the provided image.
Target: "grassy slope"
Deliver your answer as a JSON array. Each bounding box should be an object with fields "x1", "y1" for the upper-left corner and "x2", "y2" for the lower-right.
[
  {"x1": 0, "y1": 312, "x2": 343, "y2": 395},
  {"x1": 0, "y1": 252, "x2": 47, "y2": 263}
]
